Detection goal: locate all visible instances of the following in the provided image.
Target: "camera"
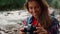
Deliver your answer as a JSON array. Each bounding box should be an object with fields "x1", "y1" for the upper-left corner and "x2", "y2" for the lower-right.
[{"x1": 22, "y1": 24, "x2": 36, "y2": 34}]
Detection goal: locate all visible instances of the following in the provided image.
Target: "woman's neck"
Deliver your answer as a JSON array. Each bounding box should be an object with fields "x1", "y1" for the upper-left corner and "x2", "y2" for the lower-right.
[{"x1": 33, "y1": 16, "x2": 41, "y2": 23}]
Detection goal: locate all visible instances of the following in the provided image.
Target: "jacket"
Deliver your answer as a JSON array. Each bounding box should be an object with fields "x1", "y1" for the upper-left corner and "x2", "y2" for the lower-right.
[{"x1": 23, "y1": 16, "x2": 59, "y2": 34}]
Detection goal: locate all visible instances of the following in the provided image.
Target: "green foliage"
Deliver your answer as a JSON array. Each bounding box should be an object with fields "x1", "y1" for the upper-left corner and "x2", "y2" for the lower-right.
[
  {"x1": 0, "y1": 0, "x2": 60, "y2": 11},
  {"x1": 46, "y1": 0, "x2": 52, "y2": 6},
  {"x1": 52, "y1": 0, "x2": 58, "y2": 8},
  {"x1": 0, "y1": 0, "x2": 26, "y2": 11},
  {"x1": 46, "y1": 0, "x2": 60, "y2": 9}
]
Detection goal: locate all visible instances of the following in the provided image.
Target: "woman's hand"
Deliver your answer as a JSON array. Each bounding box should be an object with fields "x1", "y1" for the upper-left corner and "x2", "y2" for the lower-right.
[
  {"x1": 19, "y1": 28, "x2": 25, "y2": 34},
  {"x1": 34, "y1": 23, "x2": 48, "y2": 34}
]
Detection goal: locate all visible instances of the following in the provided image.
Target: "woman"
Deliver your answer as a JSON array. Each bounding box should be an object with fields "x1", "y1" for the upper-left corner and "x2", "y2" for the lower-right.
[{"x1": 20, "y1": 0, "x2": 59, "y2": 34}]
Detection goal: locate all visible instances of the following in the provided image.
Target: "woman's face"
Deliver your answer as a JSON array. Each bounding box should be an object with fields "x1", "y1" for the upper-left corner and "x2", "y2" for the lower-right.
[{"x1": 28, "y1": 1, "x2": 41, "y2": 18}]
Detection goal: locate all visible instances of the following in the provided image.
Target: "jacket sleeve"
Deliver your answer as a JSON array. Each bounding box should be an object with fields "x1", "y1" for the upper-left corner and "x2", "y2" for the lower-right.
[{"x1": 48, "y1": 17, "x2": 59, "y2": 34}]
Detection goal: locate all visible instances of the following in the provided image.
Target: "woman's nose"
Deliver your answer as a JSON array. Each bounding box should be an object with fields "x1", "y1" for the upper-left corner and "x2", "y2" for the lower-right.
[{"x1": 32, "y1": 8, "x2": 36, "y2": 12}]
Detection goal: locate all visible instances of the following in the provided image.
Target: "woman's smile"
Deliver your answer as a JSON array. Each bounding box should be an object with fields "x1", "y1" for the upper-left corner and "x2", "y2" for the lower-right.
[{"x1": 28, "y1": 1, "x2": 41, "y2": 18}]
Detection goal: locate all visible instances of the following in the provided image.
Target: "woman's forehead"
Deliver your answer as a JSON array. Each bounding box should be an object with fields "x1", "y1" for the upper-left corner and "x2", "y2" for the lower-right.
[{"x1": 28, "y1": 1, "x2": 39, "y2": 6}]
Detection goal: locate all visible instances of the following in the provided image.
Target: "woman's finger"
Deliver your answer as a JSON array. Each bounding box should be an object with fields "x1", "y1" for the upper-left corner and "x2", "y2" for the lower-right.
[
  {"x1": 19, "y1": 31, "x2": 25, "y2": 34},
  {"x1": 33, "y1": 29, "x2": 40, "y2": 33},
  {"x1": 36, "y1": 27, "x2": 43, "y2": 31},
  {"x1": 39, "y1": 32, "x2": 48, "y2": 34},
  {"x1": 36, "y1": 27, "x2": 41, "y2": 29},
  {"x1": 34, "y1": 26, "x2": 48, "y2": 33},
  {"x1": 20, "y1": 28, "x2": 24, "y2": 31},
  {"x1": 37, "y1": 23, "x2": 41, "y2": 27}
]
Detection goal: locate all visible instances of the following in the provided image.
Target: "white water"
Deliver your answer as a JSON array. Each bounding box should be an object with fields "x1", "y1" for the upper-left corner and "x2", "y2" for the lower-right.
[
  {"x1": 0, "y1": 9, "x2": 59, "y2": 34},
  {"x1": 0, "y1": 10, "x2": 32, "y2": 34}
]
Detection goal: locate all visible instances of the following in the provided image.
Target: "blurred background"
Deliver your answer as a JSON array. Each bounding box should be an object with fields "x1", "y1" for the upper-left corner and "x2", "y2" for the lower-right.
[
  {"x1": 0, "y1": 0, "x2": 60, "y2": 10},
  {"x1": 0, "y1": 0, "x2": 60, "y2": 34}
]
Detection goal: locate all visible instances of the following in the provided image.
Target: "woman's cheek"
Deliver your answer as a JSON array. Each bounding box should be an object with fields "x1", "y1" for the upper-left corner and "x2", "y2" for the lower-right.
[{"x1": 29, "y1": 10, "x2": 33, "y2": 14}]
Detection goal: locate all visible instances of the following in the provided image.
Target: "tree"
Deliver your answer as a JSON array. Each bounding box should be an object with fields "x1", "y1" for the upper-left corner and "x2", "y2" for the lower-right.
[
  {"x1": 46, "y1": 0, "x2": 60, "y2": 9},
  {"x1": 46, "y1": 0, "x2": 52, "y2": 6},
  {"x1": 52, "y1": 0, "x2": 58, "y2": 8},
  {"x1": 0, "y1": 0, "x2": 26, "y2": 11}
]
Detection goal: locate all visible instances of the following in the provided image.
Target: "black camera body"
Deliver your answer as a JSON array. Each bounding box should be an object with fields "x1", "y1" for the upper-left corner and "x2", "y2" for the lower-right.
[{"x1": 23, "y1": 24, "x2": 36, "y2": 34}]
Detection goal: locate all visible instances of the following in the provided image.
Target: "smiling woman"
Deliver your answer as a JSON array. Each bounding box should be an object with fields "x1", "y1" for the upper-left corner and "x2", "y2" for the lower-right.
[{"x1": 19, "y1": 0, "x2": 59, "y2": 34}]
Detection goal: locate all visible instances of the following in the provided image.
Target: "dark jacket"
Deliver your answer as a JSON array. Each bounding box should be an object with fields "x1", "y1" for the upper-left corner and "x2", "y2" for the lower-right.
[{"x1": 23, "y1": 16, "x2": 59, "y2": 34}]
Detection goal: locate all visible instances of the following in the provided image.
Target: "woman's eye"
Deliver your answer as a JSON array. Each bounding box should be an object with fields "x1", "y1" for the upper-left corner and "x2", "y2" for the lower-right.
[
  {"x1": 35, "y1": 6, "x2": 40, "y2": 9},
  {"x1": 29, "y1": 7, "x2": 33, "y2": 9}
]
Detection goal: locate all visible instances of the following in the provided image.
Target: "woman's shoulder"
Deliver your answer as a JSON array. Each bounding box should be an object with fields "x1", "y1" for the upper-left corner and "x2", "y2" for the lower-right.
[
  {"x1": 49, "y1": 16, "x2": 59, "y2": 29},
  {"x1": 47, "y1": 16, "x2": 59, "y2": 34},
  {"x1": 50, "y1": 16, "x2": 59, "y2": 25}
]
